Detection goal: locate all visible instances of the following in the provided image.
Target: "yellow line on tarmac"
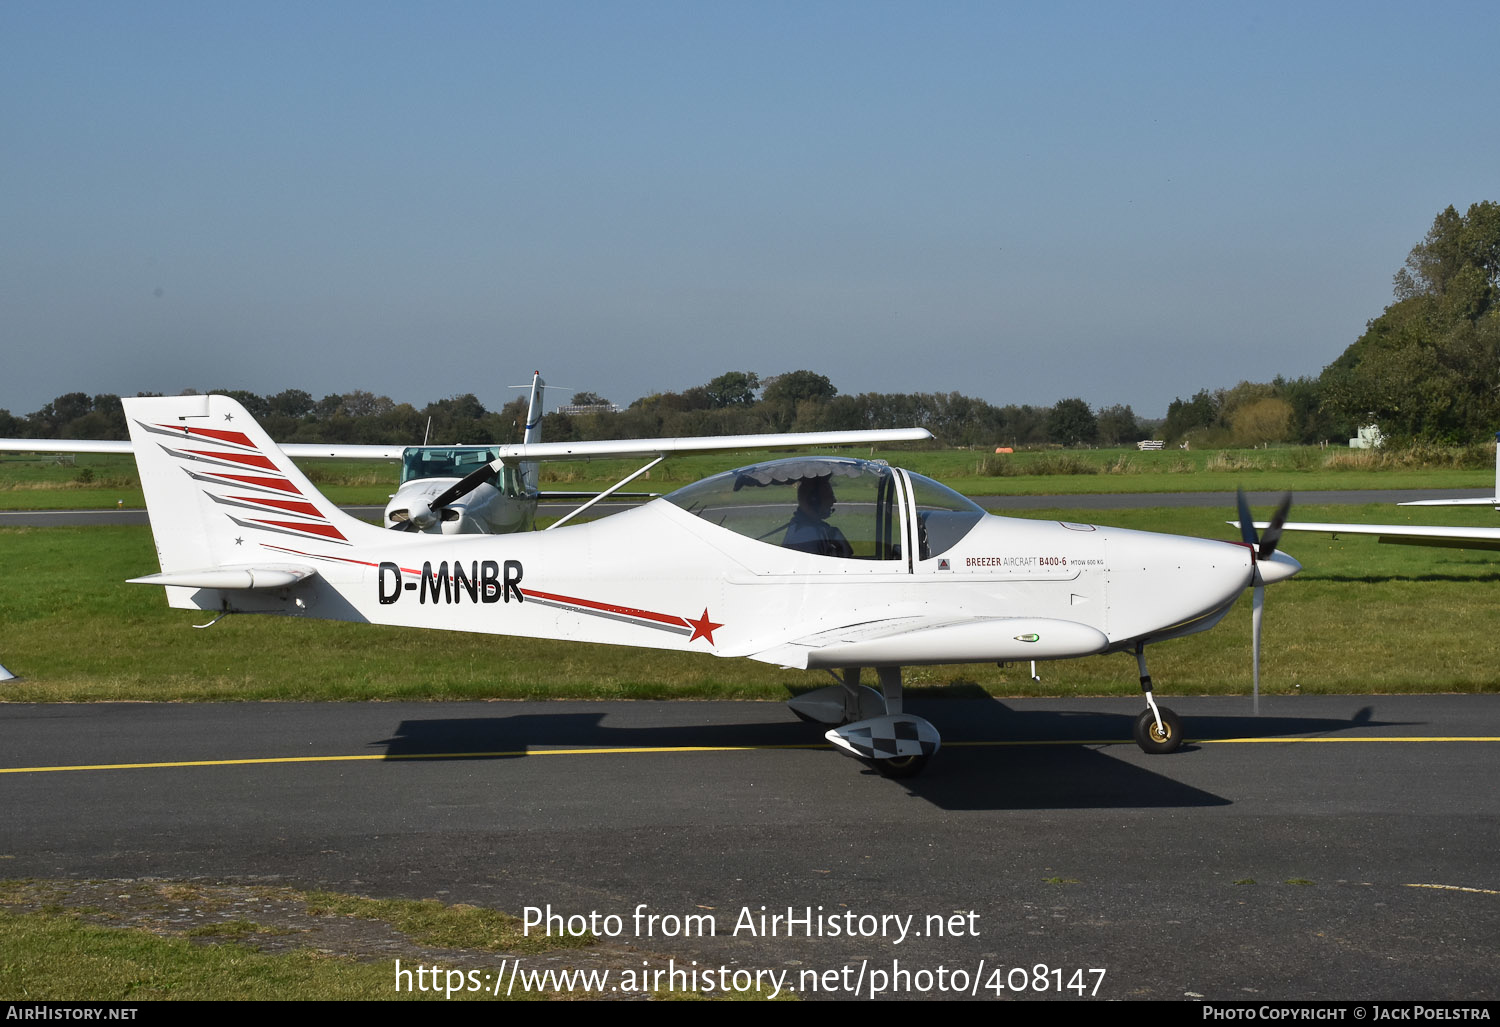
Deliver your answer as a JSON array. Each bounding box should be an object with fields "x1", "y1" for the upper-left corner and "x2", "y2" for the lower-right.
[
  {"x1": 1, "y1": 735, "x2": 1494, "y2": 775},
  {"x1": 0, "y1": 743, "x2": 830, "y2": 774},
  {"x1": 1405, "y1": 883, "x2": 1500, "y2": 896},
  {"x1": 945, "y1": 736, "x2": 1500, "y2": 747},
  {"x1": 1192, "y1": 736, "x2": 1500, "y2": 744}
]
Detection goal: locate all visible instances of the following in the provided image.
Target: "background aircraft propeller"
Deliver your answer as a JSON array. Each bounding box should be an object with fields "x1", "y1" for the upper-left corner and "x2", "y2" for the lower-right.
[
  {"x1": 1236, "y1": 488, "x2": 1293, "y2": 715},
  {"x1": 389, "y1": 459, "x2": 500, "y2": 532}
]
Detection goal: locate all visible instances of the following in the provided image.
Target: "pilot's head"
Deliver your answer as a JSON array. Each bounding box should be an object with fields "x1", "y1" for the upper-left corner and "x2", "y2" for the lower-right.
[{"x1": 796, "y1": 475, "x2": 835, "y2": 519}]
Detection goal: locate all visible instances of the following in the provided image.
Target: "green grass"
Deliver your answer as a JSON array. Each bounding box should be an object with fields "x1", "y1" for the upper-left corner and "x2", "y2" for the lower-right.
[
  {"x1": 2, "y1": 502, "x2": 1497, "y2": 701},
  {"x1": 0, "y1": 910, "x2": 418, "y2": 1001},
  {"x1": 0, "y1": 879, "x2": 780, "y2": 1000},
  {"x1": 302, "y1": 893, "x2": 592, "y2": 954},
  {"x1": 0, "y1": 881, "x2": 599, "y2": 1001}
]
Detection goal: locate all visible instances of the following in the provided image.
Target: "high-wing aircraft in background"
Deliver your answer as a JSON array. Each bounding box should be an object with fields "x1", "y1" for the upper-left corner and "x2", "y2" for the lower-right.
[
  {"x1": 118, "y1": 394, "x2": 1302, "y2": 778},
  {"x1": 1245, "y1": 433, "x2": 1500, "y2": 551},
  {"x1": 0, "y1": 374, "x2": 932, "y2": 536}
]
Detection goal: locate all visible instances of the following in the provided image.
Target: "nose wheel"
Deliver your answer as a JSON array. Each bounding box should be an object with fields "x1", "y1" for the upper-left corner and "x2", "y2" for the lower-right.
[
  {"x1": 1130, "y1": 644, "x2": 1183, "y2": 753},
  {"x1": 1132, "y1": 705, "x2": 1182, "y2": 754}
]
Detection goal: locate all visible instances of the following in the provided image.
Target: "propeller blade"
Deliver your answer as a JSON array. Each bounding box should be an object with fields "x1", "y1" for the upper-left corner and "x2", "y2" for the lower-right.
[
  {"x1": 1251, "y1": 582, "x2": 1264, "y2": 717},
  {"x1": 426, "y1": 460, "x2": 498, "y2": 513},
  {"x1": 1259, "y1": 492, "x2": 1292, "y2": 560},
  {"x1": 1235, "y1": 488, "x2": 1257, "y2": 548}
]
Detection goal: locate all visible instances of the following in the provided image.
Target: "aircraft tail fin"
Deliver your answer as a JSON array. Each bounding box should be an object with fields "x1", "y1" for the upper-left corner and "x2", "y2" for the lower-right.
[
  {"x1": 123, "y1": 395, "x2": 391, "y2": 593},
  {"x1": 520, "y1": 372, "x2": 544, "y2": 493}
]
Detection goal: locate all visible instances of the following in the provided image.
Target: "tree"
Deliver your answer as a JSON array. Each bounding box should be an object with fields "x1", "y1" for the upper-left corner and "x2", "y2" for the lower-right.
[
  {"x1": 1096, "y1": 404, "x2": 1142, "y2": 446},
  {"x1": 704, "y1": 371, "x2": 759, "y2": 408},
  {"x1": 268, "y1": 389, "x2": 315, "y2": 418},
  {"x1": 1229, "y1": 397, "x2": 1294, "y2": 446},
  {"x1": 1322, "y1": 201, "x2": 1500, "y2": 442},
  {"x1": 761, "y1": 370, "x2": 836, "y2": 406},
  {"x1": 1046, "y1": 398, "x2": 1098, "y2": 446},
  {"x1": 1162, "y1": 389, "x2": 1221, "y2": 444}
]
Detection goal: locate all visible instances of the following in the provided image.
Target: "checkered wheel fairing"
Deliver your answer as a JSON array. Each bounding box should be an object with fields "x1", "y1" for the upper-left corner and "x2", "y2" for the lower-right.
[{"x1": 826, "y1": 714, "x2": 941, "y2": 760}]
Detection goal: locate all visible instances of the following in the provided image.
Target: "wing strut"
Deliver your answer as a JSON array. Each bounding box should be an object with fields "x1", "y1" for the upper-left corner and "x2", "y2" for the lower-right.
[{"x1": 545, "y1": 457, "x2": 665, "y2": 531}]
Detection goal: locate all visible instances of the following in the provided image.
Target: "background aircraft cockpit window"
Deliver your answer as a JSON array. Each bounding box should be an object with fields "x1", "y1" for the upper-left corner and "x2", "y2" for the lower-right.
[
  {"x1": 400, "y1": 447, "x2": 504, "y2": 487},
  {"x1": 905, "y1": 471, "x2": 987, "y2": 559},
  {"x1": 664, "y1": 457, "x2": 902, "y2": 561}
]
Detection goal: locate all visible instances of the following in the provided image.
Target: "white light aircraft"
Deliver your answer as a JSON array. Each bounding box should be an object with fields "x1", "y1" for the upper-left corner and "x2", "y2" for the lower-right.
[
  {"x1": 0, "y1": 374, "x2": 931, "y2": 536},
  {"x1": 121, "y1": 394, "x2": 1302, "y2": 778}
]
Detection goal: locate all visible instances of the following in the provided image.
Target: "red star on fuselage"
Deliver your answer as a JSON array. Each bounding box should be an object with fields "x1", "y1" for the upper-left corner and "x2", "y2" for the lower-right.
[{"x1": 685, "y1": 608, "x2": 723, "y2": 645}]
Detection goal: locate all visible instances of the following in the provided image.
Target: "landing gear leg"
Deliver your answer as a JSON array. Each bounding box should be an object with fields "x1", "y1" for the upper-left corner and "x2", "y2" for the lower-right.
[
  {"x1": 1131, "y1": 643, "x2": 1182, "y2": 754},
  {"x1": 821, "y1": 666, "x2": 940, "y2": 778}
]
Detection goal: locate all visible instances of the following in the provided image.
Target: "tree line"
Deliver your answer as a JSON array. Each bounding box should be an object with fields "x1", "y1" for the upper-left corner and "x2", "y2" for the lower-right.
[{"x1": 0, "y1": 373, "x2": 1148, "y2": 450}]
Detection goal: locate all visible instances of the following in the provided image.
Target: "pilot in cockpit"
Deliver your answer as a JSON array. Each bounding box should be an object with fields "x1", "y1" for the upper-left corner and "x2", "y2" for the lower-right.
[{"x1": 782, "y1": 475, "x2": 854, "y2": 558}]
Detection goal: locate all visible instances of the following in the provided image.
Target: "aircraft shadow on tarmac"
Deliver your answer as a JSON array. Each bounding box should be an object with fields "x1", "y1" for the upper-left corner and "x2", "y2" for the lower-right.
[{"x1": 372, "y1": 699, "x2": 1400, "y2": 812}]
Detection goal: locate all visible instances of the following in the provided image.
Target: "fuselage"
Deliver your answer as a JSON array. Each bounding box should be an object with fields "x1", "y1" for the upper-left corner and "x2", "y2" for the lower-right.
[{"x1": 233, "y1": 496, "x2": 1259, "y2": 669}]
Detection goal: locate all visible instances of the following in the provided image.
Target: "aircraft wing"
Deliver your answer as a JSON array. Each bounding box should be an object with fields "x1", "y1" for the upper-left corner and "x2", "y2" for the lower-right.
[
  {"x1": 486, "y1": 427, "x2": 933, "y2": 462},
  {"x1": 0, "y1": 439, "x2": 134, "y2": 455},
  {"x1": 0, "y1": 438, "x2": 403, "y2": 459},
  {"x1": 2, "y1": 429, "x2": 928, "y2": 463},
  {"x1": 277, "y1": 444, "x2": 404, "y2": 459},
  {"x1": 1244, "y1": 520, "x2": 1500, "y2": 551}
]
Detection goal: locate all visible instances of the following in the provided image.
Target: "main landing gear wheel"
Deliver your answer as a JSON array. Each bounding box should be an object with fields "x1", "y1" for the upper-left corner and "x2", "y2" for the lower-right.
[
  {"x1": 1132, "y1": 706, "x2": 1182, "y2": 754},
  {"x1": 875, "y1": 754, "x2": 930, "y2": 779}
]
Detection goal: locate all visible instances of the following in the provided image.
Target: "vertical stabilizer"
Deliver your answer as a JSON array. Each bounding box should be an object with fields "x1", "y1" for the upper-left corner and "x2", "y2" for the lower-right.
[
  {"x1": 123, "y1": 394, "x2": 391, "y2": 577},
  {"x1": 521, "y1": 372, "x2": 544, "y2": 493}
]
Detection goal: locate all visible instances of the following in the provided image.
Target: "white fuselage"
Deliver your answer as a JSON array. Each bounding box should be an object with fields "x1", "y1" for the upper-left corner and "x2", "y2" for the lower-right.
[{"x1": 198, "y1": 498, "x2": 1257, "y2": 668}]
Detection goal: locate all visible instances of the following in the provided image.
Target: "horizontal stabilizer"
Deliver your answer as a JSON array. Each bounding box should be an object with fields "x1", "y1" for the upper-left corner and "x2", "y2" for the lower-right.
[{"x1": 127, "y1": 564, "x2": 320, "y2": 590}]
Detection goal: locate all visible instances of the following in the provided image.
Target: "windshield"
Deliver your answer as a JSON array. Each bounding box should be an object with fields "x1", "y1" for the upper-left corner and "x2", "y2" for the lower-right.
[
  {"x1": 906, "y1": 471, "x2": 987, "y2": 558},
  {"x1": 400, "y1": 447, "x2": 525, "y2": 497},
  {"x1": 664, "y1": 457, "x2": 902, "y2": 561}
]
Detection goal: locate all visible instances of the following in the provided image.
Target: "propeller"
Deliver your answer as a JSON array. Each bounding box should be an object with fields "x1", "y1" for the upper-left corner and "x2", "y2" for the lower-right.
[
  {"x1": 391, "y1": 459, "x2": 500, "y2": 532},
  {"x1": 1236, "y1": 488, "x2": 1294, "y2": 715}
]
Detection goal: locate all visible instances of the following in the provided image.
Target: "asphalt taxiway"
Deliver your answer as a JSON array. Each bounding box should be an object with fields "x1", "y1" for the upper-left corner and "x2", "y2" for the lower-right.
[{"x1": 2, "y1": 694, "x2": 1496, "y2": 1000}]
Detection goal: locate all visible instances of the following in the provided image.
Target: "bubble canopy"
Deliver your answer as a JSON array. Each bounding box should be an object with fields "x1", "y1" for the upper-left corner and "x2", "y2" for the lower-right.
[{"x1": 662, "y1": 457, "x2": 986, "y2": 561}]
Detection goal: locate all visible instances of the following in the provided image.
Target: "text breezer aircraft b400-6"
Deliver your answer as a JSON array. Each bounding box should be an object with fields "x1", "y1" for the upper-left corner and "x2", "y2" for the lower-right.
[{"x1": 123, "y1": 394, "x2": 1301, "y2": 778}]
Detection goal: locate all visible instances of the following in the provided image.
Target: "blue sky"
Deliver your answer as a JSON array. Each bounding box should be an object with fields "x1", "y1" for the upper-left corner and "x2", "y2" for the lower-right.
[{"x1": 3, "y1": 1, "x2": 1496, "y2": 420}]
